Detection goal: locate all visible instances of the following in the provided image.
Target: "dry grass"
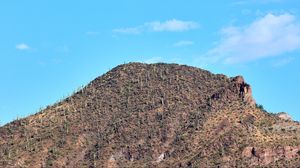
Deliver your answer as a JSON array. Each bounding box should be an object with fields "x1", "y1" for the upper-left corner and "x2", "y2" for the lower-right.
[{"x1": 0, "y1": 62, "x2": 299, "y2": 167}]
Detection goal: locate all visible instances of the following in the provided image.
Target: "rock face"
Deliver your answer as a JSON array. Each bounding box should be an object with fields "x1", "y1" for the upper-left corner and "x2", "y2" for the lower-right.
[
  {"x1": 276, "y1": 112, "x2": 293, "y2": 121},
  {"x1": 242, "y1": 146, "x2": 300, "y2": 166},
  {"x1": 0, "y1": 63, "x2": 299, "y2": 167},
  {"x1": 209, "y1": 75, "x2": 256, "y2": 110},
  {"x1": 231, "y1": 76, "x2": 256, "y2": 106}
]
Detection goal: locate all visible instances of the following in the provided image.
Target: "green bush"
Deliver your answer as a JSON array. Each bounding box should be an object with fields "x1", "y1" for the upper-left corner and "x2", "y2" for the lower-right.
[{"x1": 256, "y1": 104, "x2": 266, "y2": 112}]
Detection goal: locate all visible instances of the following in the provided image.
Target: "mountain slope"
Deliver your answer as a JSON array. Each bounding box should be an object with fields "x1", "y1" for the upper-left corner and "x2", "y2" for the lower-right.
[{"x1": 0, "y1": 63, "x2": 299, "y2": 167}]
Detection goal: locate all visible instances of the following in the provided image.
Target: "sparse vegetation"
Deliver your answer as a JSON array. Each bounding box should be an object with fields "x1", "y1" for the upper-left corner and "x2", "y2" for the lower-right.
[
  {"x1": 0, "y1": 63, "x2": 299, "y2": 167},
  {"x1": 256, "y1": 103, "x2": 267, "y2": 112}
]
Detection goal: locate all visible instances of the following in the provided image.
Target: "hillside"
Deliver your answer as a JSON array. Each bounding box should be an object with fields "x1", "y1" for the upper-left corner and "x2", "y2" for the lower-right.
[{"x1": 0, "y1": 63, "x2": 299, "y2": 167}]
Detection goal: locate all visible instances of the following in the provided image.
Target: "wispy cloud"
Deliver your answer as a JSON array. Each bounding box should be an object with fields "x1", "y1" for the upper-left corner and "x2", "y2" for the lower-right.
[
  {"x1": 143, "y1": 57, "x2": 164, "y2": 64},
  {"x1": 234, "y1": 0, "x2": 283, "y2": 5},
  {"x1": 16, "y1": 43, "x2": 30, "y2": 50},
  {"x1": 174, "y1": 40, "x2": 194, "y2": 47},
  {"x1": 142, "y1": 56, "x2": 182, "y2": 64},
  {"x1": 113, "y1": 27, "x2": 142, "y2": 34},
  {"x1": 86, "y1": 31, "x2": 100, "y2": 36},
  {"x1": 271, "y1": 57, "x2": 295, "y2": 67},
  {"x1": 202, "y1": 13, "x2": 300, "y2": 64},
  {"x1": 113, "y1": 19, "x2": 199, "y2": 34},
  {"x1": 147, "y1": 19, "x2": 199, "y2": 32}
]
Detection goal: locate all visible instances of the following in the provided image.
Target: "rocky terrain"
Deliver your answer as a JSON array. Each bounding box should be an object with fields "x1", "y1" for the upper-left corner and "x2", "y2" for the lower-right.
[{"x1": 0, "y1": 63, "x2": 299, "y2": 167}]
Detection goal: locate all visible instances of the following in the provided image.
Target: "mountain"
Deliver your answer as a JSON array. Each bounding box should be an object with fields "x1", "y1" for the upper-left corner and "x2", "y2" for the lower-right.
[{"x1": 0, "y1": 63, "x2": 299, "y2": 167}]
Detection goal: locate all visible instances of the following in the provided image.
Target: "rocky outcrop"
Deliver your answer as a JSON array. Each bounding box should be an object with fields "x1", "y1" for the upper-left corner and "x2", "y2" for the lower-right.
[
  {"x1": 210, "y1": 76, "x2": 256, "y2": 108},
  {"x1": 242, "y1": 146, "x2": 300, "y2": 165},
  {"x1": 276, "y1": 112, "x2": 293, "y2": 121},
  {"x1": 231, "y1": 76, "x2": 256, "y2": 106}
]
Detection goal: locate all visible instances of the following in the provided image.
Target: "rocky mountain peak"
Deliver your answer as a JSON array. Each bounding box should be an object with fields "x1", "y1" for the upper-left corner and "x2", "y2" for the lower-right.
[{"x1": 0, "y1": 63, "x2": 299, "y2": 167}]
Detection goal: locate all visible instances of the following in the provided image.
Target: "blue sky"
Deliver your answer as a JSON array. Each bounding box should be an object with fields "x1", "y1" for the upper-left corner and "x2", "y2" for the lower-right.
[{"x1": 1, "y1": 0, "x2": 300, "y2": 125}]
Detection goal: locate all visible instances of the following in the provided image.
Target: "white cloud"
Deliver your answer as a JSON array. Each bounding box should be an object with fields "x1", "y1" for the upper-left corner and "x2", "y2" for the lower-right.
[
  {"x1": 141, "y1": 57, "x2": 182, "y2": 64},
  {"x1": 204, "y1": 13, "x2": 300, "y2": 64},
  {"x1": 113, "y1": 27, "x2": 142, "y2": 34},
  {"x1": 146, "y1": 19, "x2": 199, "y2": 32},
  {"x1": 234, "y1": 0, "x2": 283, "y2": 5},
  {"x1": 271, "y1": 57, "x2": 294, "y2": 67},
  {"x1": 113, "y1": 19, "x2": 199, "y2": 34},
  {"x1": 174, "y1": 40, "x2": 194, "y2": 47},
  {"x1": 86, "y1": 31, "x2": 100, "y2": 36},
  {"x1": 16, "y1": 43, "x2": 30, "y2": 50},
  {"x1": 143, "y1": 57, "x2": 164, "y2": 64}
]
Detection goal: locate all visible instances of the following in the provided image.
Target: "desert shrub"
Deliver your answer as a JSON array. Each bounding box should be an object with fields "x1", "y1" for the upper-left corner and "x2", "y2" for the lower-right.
[{"x1": 256, "y1": 104, "x2": 266, "y2": 112}]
